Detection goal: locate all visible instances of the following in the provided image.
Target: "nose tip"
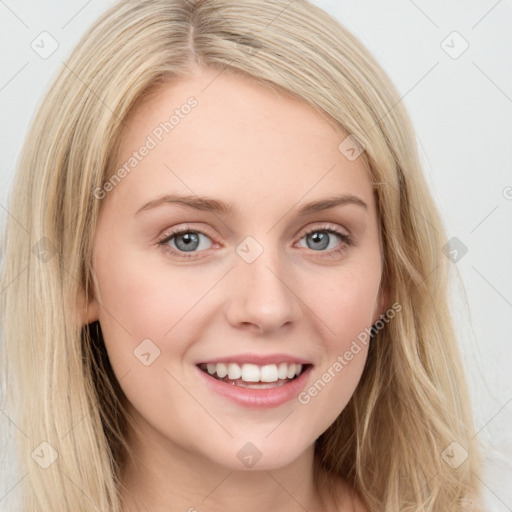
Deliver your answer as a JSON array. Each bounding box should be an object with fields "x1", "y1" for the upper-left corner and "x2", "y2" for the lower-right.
[{"x1": 225, "y1": 256, "x2": 300, "y2": 335}]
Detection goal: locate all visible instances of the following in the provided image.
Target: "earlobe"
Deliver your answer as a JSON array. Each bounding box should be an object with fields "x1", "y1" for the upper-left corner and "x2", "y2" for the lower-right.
[
  {"x1": 81, "y1": 266, "x2": 101, "y2": 326},
  {"x1": 77, "y1": 288, "x2": 100, "y2": 326},
  {"x1": 84, "y1": 299, "x2": 100, "y2": 325}
]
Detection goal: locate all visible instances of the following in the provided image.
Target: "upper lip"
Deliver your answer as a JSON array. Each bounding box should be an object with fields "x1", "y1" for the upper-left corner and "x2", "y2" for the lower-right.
[{"x1": 196, "y1": 353, "x2": 313, "y2": 366}]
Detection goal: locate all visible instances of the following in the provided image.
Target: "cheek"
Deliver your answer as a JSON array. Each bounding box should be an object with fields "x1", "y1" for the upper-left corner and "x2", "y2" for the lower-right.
[
  {"x1": 304, "y1": 261, "x2": 382, "y2": 344},
  {"x1": 295, "y1": 263, "x2": 380, "y2": 417},
  {"x1": 91, "y1": 249, "x2": 204, "y2": 421},
  {"x1": 92, "y1": 245, "x2": 214, "y2": 367}
]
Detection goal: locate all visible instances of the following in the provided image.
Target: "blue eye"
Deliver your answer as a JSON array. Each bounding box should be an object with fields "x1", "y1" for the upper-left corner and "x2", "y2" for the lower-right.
[
  {"x1": 158, "y1": 227, "x2": 213, "y2": 258},
  {"x1": 157, "y1": 224, "x2": 352, "y2": 260},
  {"x1": 297, "y1": 225, "x2": 352, "y2": 259}
]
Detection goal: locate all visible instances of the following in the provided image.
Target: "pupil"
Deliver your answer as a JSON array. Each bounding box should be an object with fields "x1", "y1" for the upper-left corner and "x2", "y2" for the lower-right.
[
  {"x1": 176, "y1": 232, "x2": 199, "y2": 251},
  {"x1": 309, "y1": 231, "x2": 328, "y2": 250}
]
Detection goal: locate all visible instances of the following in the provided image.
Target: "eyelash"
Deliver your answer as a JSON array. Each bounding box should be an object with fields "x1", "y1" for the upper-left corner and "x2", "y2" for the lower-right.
[{"x1": 157, "y1": 223, "x2": 353, "y2": 260}]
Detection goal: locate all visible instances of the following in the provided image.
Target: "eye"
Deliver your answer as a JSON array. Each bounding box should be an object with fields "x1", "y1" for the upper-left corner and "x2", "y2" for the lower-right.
[
  {"x1": 296, "y1": 224, "x2": 353, "y2": 258},
  {"x1": 157, "y1": 223, "x2": 353, "y2": 260},
  {"x1": 158, "y1": 225, "x2": 214, "y2": 259}
]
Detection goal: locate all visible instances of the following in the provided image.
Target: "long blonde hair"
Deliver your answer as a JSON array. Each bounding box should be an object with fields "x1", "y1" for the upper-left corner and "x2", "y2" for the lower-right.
[{"x1": 1, "y1": 0, "x2": 484, "y2": 510}]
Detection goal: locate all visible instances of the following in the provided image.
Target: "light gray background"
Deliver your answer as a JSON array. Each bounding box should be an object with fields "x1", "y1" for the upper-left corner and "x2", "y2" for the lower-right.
[{"x1": 1, "y1": 1, "x2": 511, "y2": 510}]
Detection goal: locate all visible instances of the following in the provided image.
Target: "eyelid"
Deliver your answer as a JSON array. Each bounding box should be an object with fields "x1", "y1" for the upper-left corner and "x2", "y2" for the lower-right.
[
  {"x1": 157, "y1": 221, "x2": 353, "y2": 259},
  {"x1": 300, "y1": 223, "x2": 350, "y2": 238},
  {"x1": 157, "y1": 222, "x2": 349, "y2": 244},
  {"x1": 156, "y1": 223, "x2": 216, "y2": 245}
]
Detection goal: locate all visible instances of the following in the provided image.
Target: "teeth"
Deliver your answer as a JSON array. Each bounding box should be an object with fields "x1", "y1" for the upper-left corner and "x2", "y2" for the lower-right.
[
  {"x1": 227, "y1": 363, "x2": 242, "y2": 380},
  {"x1": 216, "y1": 363, "x2": 228, "y2": 378},
  {"x1": 277, "y1": 363, "x2": 288, "y2": 379},
  {"x1": 260, "y1": 364, "x2": 278, "y2": 382},
  {"x1": 241, "y1": 363, "x2": 260, "y2": 382},
  {"x1": 201, "y1": 362, "x2": 305, "y2": 383}
]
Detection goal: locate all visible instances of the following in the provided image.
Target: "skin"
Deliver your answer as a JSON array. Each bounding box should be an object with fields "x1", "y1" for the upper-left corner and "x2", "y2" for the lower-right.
[{"x1": 86, "y1": 65, "x2": 387, "y2": 512}]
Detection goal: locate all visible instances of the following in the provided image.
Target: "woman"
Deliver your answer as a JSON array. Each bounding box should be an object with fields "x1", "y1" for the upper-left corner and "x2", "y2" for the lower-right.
[{"x1": 1, "y1": 0, "x2": 483, "y2": 510}]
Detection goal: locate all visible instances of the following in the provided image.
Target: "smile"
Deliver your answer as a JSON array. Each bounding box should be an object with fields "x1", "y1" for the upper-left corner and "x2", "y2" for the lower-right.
[
  {"x1": 195, "y1": 362, "x2": 314, "y2": 408},
  {"x1": 198, "y1": 361, "x2": 307, "y2": 383}
]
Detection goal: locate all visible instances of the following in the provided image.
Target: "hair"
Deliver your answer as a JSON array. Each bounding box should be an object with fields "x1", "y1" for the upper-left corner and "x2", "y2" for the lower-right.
[{"x1": 0, "y1": 0, "x2": 484, "y2": 510}]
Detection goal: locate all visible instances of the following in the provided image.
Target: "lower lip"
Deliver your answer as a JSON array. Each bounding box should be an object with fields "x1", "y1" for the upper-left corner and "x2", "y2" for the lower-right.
[{"x1": 195, "y1": 365, "x2": 313, "y2": 409}]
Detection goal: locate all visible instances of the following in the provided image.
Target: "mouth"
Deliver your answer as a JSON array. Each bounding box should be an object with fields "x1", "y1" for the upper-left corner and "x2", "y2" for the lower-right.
[{"x1": 196, "y1": 362, "x2": 313, "y2": 389}]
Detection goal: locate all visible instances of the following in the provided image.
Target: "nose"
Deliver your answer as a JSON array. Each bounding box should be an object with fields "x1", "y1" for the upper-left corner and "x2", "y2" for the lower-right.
[{"x1": 224, "y1": 247, "x2": 301, "y2": 335}]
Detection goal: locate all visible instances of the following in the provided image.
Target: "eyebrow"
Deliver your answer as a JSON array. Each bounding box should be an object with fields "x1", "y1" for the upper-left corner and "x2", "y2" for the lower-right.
[{"x1": 135, "y1": 193, "x2": 368, "y2": 216}]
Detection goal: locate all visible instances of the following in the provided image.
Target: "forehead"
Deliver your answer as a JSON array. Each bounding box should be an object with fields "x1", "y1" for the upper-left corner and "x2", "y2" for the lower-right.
[{"x1": 109, "y1": 67, "x2": 376, "y2": 219}]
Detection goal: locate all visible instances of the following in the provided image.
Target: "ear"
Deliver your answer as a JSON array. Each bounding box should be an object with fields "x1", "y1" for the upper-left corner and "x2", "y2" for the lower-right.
[
  {"x1": 77, "y1": 287, "x2": 100, "y2": 326},
  {"x1": 84, "y1": 297, "x2": 100, "y2": 325}
]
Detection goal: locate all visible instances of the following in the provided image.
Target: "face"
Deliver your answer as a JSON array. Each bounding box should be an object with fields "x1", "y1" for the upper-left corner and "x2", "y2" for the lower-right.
[{"x1": 87, "y1": 66, "x2": 387, "y2": 472}]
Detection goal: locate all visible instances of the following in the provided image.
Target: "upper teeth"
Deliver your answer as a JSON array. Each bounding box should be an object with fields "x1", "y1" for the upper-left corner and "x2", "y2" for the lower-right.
[{"x1": 202, "y1": 362, "x2": 303, "y2": 382}]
